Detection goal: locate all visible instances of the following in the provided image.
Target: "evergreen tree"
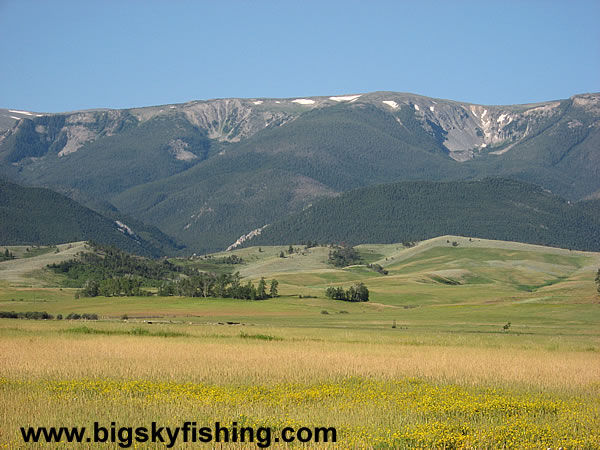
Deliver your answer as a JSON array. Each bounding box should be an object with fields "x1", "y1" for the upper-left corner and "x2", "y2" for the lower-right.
[
  {"x1": 257, "y1": 277, "x2": 267, "y2": 300},
  {"x1": 214, "y1": 273, "x2": 231, "y2": 298},
  {"x1": 81, "y1": 280, "x2": 100, "y2": 297},
  {"x1": 248, "y1": 282, "x2": 257, "y2": 300},
  {"x1": 1, "y1": 249, "x2": 14, "y2": 260},
  {"x1": 269, "y1": 279, "x2": 279, "y2": 298},
  {"x1": 353, "y1": 282, "x2": 369, "y2": 302}
]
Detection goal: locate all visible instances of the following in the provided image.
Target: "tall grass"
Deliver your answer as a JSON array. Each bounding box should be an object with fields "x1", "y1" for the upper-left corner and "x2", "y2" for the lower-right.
[
  {"x1": 1, "y1": 324, "x2": 599, "y2": 448},
  {"x1": 62, "y1": 325, "x2": 189, "y2": 338}
]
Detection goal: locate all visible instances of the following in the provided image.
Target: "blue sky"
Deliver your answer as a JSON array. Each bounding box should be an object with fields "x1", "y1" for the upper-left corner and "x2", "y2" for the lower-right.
[{"x1": 1, "y1": 0, "x2": 598, "y2": 112}]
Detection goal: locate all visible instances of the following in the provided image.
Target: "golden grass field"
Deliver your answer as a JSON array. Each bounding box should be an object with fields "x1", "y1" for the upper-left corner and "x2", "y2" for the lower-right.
[{"x1": 1, "y1": 237, "x2": 599, "y2": 448}]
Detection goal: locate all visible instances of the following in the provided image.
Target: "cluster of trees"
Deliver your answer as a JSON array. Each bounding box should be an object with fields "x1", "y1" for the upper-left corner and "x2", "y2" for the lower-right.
[
  {"x1": 368, "y1": 263, "x2": 388, "y2": 275},
  {"x1": 596, "y1": 269, "x2": 600, "y2": 295},
  {"x1": 325, "y1": 283, "x2": 369, "y2": 302},
  {"x1": 328, "y1": 246, "x2": 362, "y2": 267},
  {"x1": 1, "y1": 249, "x2": 16, "y2": 261},
  {"x1": 279, "y1": 245, "x2": 302, "y2": 258},
  {"x1": 158, "y1": 273, "x2": 278, "y2": 300},
  {"x1": 78, "y1": 276, "x2": 149, "y2": 298},
  {"x1": 0, "y1": 311, "x2": 54, "y2": 320},
  {"x1": 49, "y1": 243, "x2": 282, "y2": 301},
  {"x1": 48, "y1": 243, "x2": 183, "y2": 288},
  {"x1": 0, "y1": 311, "x2": 98, "y2": 320},
  {"x1": 64, "y1": 313, "x2": 98, "y2": 320},
  {"x1": 200, "y1": 254, "x2": 244, "y2": 265},
  {"x1": 299, "y1": 240, "x2": 319, "y2": 248}
]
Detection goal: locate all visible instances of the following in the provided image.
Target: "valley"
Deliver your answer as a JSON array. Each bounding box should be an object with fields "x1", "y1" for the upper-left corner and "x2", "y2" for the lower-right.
[
  {"x1": 1, "y1": 92, "x2": 599, "y2": 448},
  {"x1": 1, "y1": 236, "x2": 599, "y2": 447},
  {"x1": 3, "y1": 2, "x2": 598, "y2": 447}
]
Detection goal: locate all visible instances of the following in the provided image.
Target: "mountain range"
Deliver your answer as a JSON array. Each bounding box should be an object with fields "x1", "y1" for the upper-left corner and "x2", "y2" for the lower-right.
[{"x1": 1, "y1": 91, "x2": 599, "y2": 253}]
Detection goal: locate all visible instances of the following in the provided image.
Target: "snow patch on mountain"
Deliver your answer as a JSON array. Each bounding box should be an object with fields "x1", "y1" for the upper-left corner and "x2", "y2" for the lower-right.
[
  {"x1": 382, "y1": 100, "x2": 398, "y2": 109},
  {"x1": 292, "y1": 99, "x2": 315, "y2": 105},
  {"x1": 330, "y1": 95, "x2": 361, "y2": 102}
]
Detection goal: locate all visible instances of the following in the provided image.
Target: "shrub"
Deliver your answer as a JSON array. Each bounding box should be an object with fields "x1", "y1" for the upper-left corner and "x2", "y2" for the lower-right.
[
  {"x1": 81, "y1": 313, "x2": 98, "y2": 320},
  {"x1": 239, "y1": 331, "x2": 282, "y2": 341}
]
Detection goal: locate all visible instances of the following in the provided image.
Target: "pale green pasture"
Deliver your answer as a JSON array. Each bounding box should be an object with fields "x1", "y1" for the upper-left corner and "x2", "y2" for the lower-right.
[{"x1": 0, "y1": 236, "x2": 598, "y2": 337}]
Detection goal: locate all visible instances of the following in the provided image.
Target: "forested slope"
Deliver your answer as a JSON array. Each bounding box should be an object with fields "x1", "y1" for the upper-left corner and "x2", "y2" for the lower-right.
[
  {"x1": 251, "y1": 179, "x2": 600, "y2": 251},
  {"x1": 0, "y1": 179, "x2": 175, "y2": 256}
]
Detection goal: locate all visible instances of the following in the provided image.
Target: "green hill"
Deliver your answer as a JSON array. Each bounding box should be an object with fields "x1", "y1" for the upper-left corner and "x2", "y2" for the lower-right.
[
  {"x1": 0, "y1": 179, "x2": 178, "y2": 256},
  {"x1": 250, "y1": 178, "x2": 600, "y2": 252}
]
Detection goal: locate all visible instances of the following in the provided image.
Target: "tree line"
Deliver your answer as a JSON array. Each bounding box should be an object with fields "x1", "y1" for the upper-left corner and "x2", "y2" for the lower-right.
[
  {"x1": 0, "y1": 311, "x2": 98, "y2": 320},
  {"x1": 157, "y1": 274, "x2": 278, "y2": 300}
]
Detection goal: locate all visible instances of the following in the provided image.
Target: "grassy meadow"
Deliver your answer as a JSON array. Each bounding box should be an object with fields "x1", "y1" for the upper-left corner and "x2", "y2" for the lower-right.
[{"x1": 1, "y1": 236, "x2": 599, "y2": 448}]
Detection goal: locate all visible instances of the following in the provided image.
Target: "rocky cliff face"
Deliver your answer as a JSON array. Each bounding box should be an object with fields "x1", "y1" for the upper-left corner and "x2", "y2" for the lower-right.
[
  {"x1": 0, "y1": 98, "x2": 300, "y2": 161},
  {"x1": 180, "y1": 99, "x2": 295, "y2": 142},
  {"x1": 354, "y1": 92, "x2": 599, "y2": 162},
  {"x1": 2, "y1": 92, "x2": 597, "y2": 164},
  {"x1": 0, "y1": 109, "x2": 137, "y2": 162}
]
